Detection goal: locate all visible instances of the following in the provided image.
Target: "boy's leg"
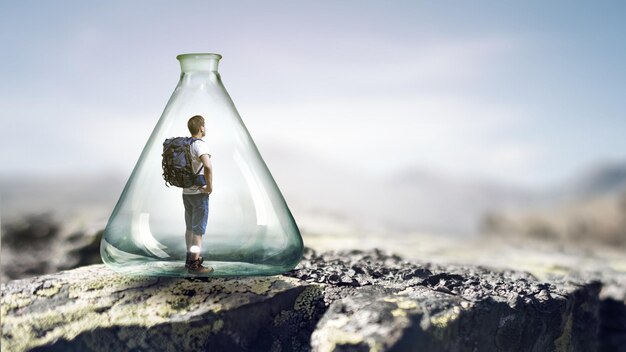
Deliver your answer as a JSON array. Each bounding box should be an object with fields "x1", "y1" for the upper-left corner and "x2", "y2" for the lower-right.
[
  {"x1": 188, "y1": 232, "x2": 212, "y2": 273},
  {"x1": 190, "y1": 233, "x2": 203, "y2": 260},
  {"x1": 183, "y1": 195, "x2": 193, "y2": 253},
  {"x1": 185, "y1": 230, "x2": 194, "y2": 267},
  {"x1": 185, "y1": 230, "x2": 193, "y2": 251},
  {"x1": 189, "y1": 194, "x2": 209, "y2": 261}
]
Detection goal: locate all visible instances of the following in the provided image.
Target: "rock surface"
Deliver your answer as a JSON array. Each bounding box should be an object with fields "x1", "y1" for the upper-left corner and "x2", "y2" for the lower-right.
[
  {"x1": 287, "y1": 248, "x2": 603, "y2": 352},
  {"x1": 0, "y1": 248, "x2": 613, "y2": 351},
  {"x1": 1, "y1": 214, "x2": 103, "y2": 282}
]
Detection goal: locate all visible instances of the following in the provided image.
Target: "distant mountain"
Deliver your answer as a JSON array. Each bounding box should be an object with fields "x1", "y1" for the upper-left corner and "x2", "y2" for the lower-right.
[
  {"x1": 3, "y1": 145, "x2": 624, "y2": 240},
  {"x1": 262, "y1": 144, "x2": 534, "y2": 236},
  {"x1": 267, "y1": 147, "x2": 626, "y2": 237},
  {"x1": 560, "y1": 162, "x2": 626, "y2": 199},
  {"x1": 476, "y1": 160, "x2": 626, "y2": 247},
  {"x1": 381, "y1": 167, "x2": 535, "y2": 235},
  {"x1": 0, "y1": 173, "x2": 125, "y2": 221}
]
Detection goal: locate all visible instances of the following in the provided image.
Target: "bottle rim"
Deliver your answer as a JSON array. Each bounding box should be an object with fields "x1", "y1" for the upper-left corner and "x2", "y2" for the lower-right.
[{"x1": 176, "y1": 53, "x2": 222, "y2": 61}]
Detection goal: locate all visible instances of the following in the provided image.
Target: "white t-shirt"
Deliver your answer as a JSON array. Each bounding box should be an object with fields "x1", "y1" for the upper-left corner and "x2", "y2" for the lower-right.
[{"x1": 183, "y1": 139, "x2": 211, "y2": 195}]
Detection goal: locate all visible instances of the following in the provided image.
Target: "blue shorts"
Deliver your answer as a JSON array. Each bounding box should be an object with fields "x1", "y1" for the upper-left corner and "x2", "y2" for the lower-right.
[{"x1": 183, "y1": 193, "x2": 209, "y2": 235}]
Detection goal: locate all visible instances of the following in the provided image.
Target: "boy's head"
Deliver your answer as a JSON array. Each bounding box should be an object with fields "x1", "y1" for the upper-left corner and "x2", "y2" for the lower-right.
[{"x1": 188, "y1": 115, "x2": 205, "y2": 136}]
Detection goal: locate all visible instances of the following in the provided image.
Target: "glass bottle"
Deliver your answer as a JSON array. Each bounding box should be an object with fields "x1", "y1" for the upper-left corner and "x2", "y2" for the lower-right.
[{"x1": 100, "y1": 53, "x2": 303, "y2": 277}]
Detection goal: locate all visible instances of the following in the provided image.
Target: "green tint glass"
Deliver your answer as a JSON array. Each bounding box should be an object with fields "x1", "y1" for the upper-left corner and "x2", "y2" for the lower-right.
[{"x1": 100, "y1": 53, "x2": 303, "y2": 277}]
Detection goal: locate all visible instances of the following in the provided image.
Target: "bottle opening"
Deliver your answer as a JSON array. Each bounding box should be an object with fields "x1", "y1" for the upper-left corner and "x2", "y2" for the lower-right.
[{"x1": 177, "y1": 53, "x2": 222, "y2": 72}]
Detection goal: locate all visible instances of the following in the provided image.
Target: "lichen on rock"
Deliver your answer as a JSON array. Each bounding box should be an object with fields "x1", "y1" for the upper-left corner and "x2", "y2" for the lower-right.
[
  {"x1": 1, "y1": 264, "x2": 325, "y2": 351},
  {"x1": 1, "y1": 247, "x2": 609, "y2": 352}
]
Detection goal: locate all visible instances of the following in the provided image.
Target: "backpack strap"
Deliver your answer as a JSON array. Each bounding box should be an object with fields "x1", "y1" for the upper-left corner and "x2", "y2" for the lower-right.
[{"x1": 187, "y1": 138, "x2": 204, "y2": 175}]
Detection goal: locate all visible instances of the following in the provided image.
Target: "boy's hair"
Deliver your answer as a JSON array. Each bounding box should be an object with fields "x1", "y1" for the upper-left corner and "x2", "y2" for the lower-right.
[{"x1": 188, "y1": 115, "x2": 205, "y2": 135}]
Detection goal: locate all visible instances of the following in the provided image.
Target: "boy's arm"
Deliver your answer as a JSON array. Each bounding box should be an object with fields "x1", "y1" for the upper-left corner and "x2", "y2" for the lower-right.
[{"x1": 200, "y1": 154, "x2": 212, "y2": 193}]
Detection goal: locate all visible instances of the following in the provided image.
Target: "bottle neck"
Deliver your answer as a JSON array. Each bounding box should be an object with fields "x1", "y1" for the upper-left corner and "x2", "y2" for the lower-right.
[{"x1": 177, "y1": 53, "x2": 222, "y2": 73}]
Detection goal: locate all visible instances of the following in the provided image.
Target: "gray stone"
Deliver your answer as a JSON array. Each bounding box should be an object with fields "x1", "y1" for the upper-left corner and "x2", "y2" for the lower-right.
[
  {"x1": 1, "y1": 265, "x2": 326, "y2": 351},
  {"x1": 1, "y1": 248, "x2": 606, "y2": 351},
  {"x1": 289, "y1": 248, "x2": 601, "y2": 352},
  {"x1": 1, "y1": 214, "x2": 103, "y2": 282}
]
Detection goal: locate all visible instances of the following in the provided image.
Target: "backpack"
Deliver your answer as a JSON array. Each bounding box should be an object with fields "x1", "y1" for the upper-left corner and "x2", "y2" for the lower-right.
[{"x1": 161, "y1": 137, "x2": 206, "y2": 188}]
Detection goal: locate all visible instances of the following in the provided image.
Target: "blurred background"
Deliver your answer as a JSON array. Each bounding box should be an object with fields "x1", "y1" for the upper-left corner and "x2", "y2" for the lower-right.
[{"x1": 1, "y1": 1, "x2": 625, "y2": 282}]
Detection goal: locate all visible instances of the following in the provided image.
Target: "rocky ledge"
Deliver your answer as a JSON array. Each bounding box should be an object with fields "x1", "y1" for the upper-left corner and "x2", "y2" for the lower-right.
[{"x1": 0, "y1": 248, "x2": 617, "y2": 351}]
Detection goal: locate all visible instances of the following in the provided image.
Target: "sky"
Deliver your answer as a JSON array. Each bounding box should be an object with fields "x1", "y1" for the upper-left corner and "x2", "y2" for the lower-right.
[{"x1": 1, "y1": 1, "x2": 625, "y2": 188}]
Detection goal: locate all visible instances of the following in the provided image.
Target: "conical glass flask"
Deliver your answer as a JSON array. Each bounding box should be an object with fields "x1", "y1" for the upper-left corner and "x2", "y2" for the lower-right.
[{"x1": 101, "y1": 53, "x2": 303, "y2": 277}]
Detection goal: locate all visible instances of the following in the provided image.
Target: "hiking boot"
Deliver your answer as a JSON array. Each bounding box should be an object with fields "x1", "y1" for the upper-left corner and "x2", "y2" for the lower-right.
[
  {"x1": 188, "y1": 257, "x2": 213, "y2": 274},
  {"x1": 185, "y1": 252, "x2": 204, "y2": 269}
]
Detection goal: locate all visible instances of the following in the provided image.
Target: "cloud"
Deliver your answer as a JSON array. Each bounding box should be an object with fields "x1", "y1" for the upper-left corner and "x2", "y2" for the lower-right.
[
  {"x1": 247, "y1": 34, "x2": 523, "y2": 91},
  {"x1": 245, "y1": 94, "x2": 531, "y2": 180}
]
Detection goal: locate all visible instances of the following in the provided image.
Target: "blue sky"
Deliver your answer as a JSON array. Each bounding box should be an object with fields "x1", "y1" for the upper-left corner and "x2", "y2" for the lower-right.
[{"x1": 1, "y1": 1, "x2": 625, "y2": 188}]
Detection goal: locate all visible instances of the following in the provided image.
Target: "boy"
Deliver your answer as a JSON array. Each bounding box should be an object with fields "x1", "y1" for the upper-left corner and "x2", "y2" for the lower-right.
[{"x1": 183, "y1": 115, "x2": 214, "y2": 273}]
